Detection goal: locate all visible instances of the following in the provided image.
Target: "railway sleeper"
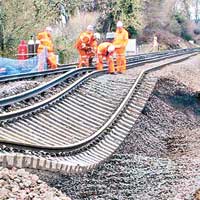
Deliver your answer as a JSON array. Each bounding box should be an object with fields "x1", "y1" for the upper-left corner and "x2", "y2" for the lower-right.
[
  {"x1": 77, "y1": 90, "x2": 118, "y2": 108},
  {"x1": 52, "y1": 106, "x2": 100, "y2": 129},
  {"x1": 47, "y1": 108, "x2": 97, "y2": 132},
  {"x1": 61, "y1": 100, "x2": 106, "y2": 121},
  {"x1": 18, "y1": 119, "x2": 67, "y2": 146},
  {"x1": 74, "y1": 93, "x2": 115, "y2": 111},
  {"x1": 117, "y1": 119, "x2": 133, "y2": 130},
  {"x1": 38, "y1": 112, "x2": 91, "y2": 140},
  {"x1": 67, "y1": 96, "x2": 111, "y2": 115},
  {"x1": 2, "y1": 123, "x2": 58, "y2": 146},
  {"x1": 34, "y1": 114, "x2": 88, "y2": 143},
  {"x1": 59, "y1": 101, "x2": 105, "y2": 124},
  {"x1": 120, "y1": 116, "x2": 137, "y2": 126}
]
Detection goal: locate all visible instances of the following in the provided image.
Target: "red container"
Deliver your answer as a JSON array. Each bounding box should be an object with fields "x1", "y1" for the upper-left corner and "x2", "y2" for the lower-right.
[{"x1": 17, "y1": 40, "x2": 28, "y2": 60}]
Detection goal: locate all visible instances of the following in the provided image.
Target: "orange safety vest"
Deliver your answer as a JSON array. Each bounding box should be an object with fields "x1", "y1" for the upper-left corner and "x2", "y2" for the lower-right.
[
  {"x1": 37, "y1": 31, "x2": 54, "y2": 53},
  {"x1": 97, "y1": 42, "x2": 113, "y2": 56},
  {"x1": 75, "y1": 31, "x2": 95, "y2": 50},
  {"x1": 113, "y1": 28, "x2": 128, "y2": 48}
]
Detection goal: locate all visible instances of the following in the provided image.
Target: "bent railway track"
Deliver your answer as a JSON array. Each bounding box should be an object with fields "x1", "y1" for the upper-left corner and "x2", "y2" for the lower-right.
[
  {"x1": 0, "y1": 49, "x2": 199, "y2": 174},
  {"x1": 0, "y1": 52, "x2": 168, "y2": 104},
  {"x1": 0, "y1": 48, "x2": 196, "y2": 115}
]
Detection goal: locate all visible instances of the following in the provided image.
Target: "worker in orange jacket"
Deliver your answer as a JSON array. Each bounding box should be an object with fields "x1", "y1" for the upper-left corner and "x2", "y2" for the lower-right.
[
  {"x1": 113, "y1": 21, "x2": 128, "y2": 73},
  {"x1": 88, "y1": 32, "x2": 100, "y2": 65},
  {"x1": 75, "y1": 25, "x2": 97, "y2": 67},
  {"x1": 37, "y1": 27, "x2": 57, "y2": 70},
  {"x1": 96, "y1": 42, "x2": 115, "y2": 74}
]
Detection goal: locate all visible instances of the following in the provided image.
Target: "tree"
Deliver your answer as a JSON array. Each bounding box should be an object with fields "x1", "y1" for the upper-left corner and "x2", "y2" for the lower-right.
[
  {"x1": 96, "y1": 0, "x2": 141, "y2": 36},
  {"x1": 1, "y1": 0, "x2": 58, "y2": 56},
  {"x1": 113, "y1": 0, "x2": 141, "y2": 28},
  {"x1": 192, "y1": 0, "x2": 200, "y2": 23}
]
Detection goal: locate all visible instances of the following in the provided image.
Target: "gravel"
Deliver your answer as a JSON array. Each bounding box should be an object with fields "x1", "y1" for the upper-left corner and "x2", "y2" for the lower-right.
[
  {"x1": 0, "y1": 167, "x2": 71, "y2": 200},
  {"x1": 2, "y1": 54, "x2": 200, "y2": 199},
  {"x1": 0, "y1": 73, "x2": 62, "y2": 99},
  {"x1": 0, "y1": 81, "x2": 40, "y2": 98},
  {"x1": 33, "y1": 74, "x2": 200, "y2": 199}
]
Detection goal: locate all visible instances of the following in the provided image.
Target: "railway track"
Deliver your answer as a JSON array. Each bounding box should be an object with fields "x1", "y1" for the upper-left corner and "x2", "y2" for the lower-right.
[
  {"x1": 0, "y1": 68, "x2": 93, "y2": 113},
  {"x1": 0, "y1": 48, "x2": 193, "y2": 84},
  {"x1": 0, "y1": 53, "x2": 159, "y2": 104},
  {"x1": 0, "y1": 48, "x2": 196, "y2": 116},
  {"x1": 0, "y1": 49, "x2": 199, "y2": 174}
]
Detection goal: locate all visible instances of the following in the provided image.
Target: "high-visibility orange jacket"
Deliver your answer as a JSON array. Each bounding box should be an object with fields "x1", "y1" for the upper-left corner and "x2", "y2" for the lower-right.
[
  {"x1": 75, "y1": 31, "x2": 97, "y2": 67},
  {"x1": 37, "y1": 31, "x2": 51, "y2": 40},
  {"x1": 113, "y1": 28, "x2": 128, "y2": 73},
  {"x1": 97, "y1": 42, "x2": 112, "y2": 56},
  {"x1": 75, "y1": 31, "x2": 95, "y2": 50},
  {"x1": 96, "y1": 42, "x2": 115, "y2": 73},
  {"x1": 37, "y1": 31, "x2": 57, "y2": 69},
  {"x1": 37, "y1": 31, "x2": 54, "y2": 53},
  {"x1": 113, "y1": 28, "x2": 128, "y2": 49}
]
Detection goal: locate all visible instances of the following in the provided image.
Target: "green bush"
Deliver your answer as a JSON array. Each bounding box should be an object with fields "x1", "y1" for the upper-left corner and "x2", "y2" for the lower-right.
[
  {"x1": 174, "y1": 13, "x2": 185, "y2": 24},
  {"x1": 181, "y1": 32, "x2": 193, "y2": 41},
  {"x1": 55, "y1": 36, "x2": 78, "y2": 64},
  {"x1": 127, "y1": 25, "x2": 137, "y2": 38}
]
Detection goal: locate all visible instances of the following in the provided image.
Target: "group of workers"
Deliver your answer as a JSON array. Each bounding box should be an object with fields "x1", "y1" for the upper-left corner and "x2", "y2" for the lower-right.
[
  {"x1": 75, "y1": 21, "x2": 129, "y2": 74},
  {"x1": 36, "y1": 20, "x2": 128, "y2": 74}
]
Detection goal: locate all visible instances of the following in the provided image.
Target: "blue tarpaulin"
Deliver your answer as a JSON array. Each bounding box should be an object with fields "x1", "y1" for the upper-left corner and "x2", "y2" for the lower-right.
[{"x1": 0, "y1": 49, "x2": 48, "y2": 76}]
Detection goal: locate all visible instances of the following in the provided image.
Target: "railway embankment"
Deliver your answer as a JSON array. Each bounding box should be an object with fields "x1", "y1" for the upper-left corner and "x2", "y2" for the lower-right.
[
  {"x1": 1, "y1": 54, "x2": 200, "y2": 199},
  {"x1": 31, "y1": 54, "x2": 200, "y2": 199}
]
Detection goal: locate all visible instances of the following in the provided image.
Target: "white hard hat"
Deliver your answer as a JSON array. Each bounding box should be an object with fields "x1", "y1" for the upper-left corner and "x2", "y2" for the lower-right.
[
  {"x1": 117, "y1": 21, "x2": 123, "y2": 28},
  {"x1": 87, "y1": 25, "x2": 94, "y2": 31},
  {"x1": 94, "y1": 32, "x2": 100, "y2": 40},
  {"x1": 108, "y1": 45, "x2": 115, "y2": 53},
  {"x1": 45, "y1": 26, "x2": 53, "y2": 32}
]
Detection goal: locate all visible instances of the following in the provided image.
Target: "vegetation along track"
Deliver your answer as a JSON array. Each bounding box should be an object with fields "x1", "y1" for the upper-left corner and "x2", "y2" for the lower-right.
[
  {"x1": 0, "y1": 49, "x2": 199, "y2": 174},
  {"x1": 0, "y1": 49, "x2": 196, "y2": 115}
]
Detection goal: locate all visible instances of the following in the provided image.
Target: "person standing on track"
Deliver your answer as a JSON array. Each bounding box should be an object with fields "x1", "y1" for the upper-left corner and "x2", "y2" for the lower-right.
[
  {"x1": 113, "y1": 21, "x2": 128, "y2": 73},
  {"x1": 75, "y1": 25, "x2": 98, "y2": 68}
]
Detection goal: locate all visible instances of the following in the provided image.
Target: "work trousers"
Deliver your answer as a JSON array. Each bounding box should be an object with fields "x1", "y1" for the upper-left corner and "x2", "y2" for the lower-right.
[
  {"x1": 96, "y1": 54, "x2": 115, "y2": 73},
  {"x1": 78, "y1": 49, "x2": 89, "y2": 68},
  {"x1": 37, "y1": 47, "x2": 57, "y2": 71},
  {"x1": 115, "y1": 48, "x2": 126, "y2": 73},
  {"x1": 47, "y1": 52, "x2": 57, "y2": 69}
]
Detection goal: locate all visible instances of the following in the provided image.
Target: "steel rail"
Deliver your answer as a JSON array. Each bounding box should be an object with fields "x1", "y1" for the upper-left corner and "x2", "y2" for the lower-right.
[
  {"x1": 0, "y1": 48, "x2": 197, "y2": 83},
  {"x1": 0, "y1": 50, "x2": 197, "y2": 147},
  {"x1": 0, "y1": 48, "x2": 197, "y2": 110},
  {"x1": 0, "y1": 67, "x2": 95, "y2": 106},
  {"x1": 0, "y1": 63, "x2": 76, "y2": 83},
  {"x1": 0, "y1": 50, "x2": 199, "y2": 174}
]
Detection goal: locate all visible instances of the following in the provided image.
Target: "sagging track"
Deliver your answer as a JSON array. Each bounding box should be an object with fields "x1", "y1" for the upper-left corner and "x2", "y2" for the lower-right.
[
  {"x1": 0, "y1": 49, "x2": 199, "y2": 174},
  {"x1": 0, "y1": 49, "x2": 196, "y2": 114}
]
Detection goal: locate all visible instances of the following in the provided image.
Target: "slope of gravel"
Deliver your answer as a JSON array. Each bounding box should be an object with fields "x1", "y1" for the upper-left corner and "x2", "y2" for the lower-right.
[
  {"x1": 0, "y1": 167, "x2": 71, "y2": 200},
  {"x1": 31, "y1": 77, "x2": 200, "y2": 200}
]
